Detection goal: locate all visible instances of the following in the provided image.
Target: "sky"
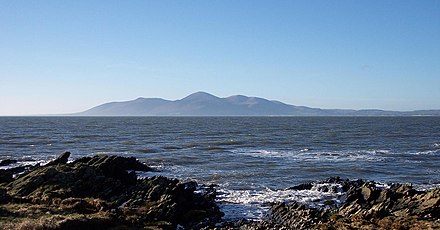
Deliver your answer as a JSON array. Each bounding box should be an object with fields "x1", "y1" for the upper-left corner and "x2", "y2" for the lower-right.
[{"x1": 1, "y1": 0, "x2": 439, "y2": 115}]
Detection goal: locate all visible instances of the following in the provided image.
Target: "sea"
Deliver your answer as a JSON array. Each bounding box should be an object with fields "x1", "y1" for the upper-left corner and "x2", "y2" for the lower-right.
[{"x1": 1, "y1": 116, "x2": 440, "y2": 220}]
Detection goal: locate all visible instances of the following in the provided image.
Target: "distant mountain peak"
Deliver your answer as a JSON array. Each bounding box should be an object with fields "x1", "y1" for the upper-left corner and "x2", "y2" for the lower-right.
[
  {"x1": 226, "y1": 95, "x2": 248, "y2": 101},
  {"x1": 75, "y1": 92, "x2": 440, "y2": 116},
  {"x1": 180, "y1": 91, "x2": 220, "y2": 101}
]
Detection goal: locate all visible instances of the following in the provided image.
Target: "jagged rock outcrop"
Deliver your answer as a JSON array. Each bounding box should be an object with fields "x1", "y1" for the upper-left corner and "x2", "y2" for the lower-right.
[
  {"x1": 0, "y1": 153, "x2": 223, "y2": 229},
  {"x1": 8, "y1": 155, "x2": 148, "y2": 201},
  {"x1": 46, "y1": 151, "x2": 70, "y2": 166},
  {"x1": 266, "y1": 177, "x2": 440, "y2": 229}
]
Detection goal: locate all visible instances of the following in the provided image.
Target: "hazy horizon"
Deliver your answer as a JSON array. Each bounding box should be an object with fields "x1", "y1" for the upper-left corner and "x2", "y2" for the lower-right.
[{"x1": 1, "y1": 1, "x2": 439, "y2": 115}]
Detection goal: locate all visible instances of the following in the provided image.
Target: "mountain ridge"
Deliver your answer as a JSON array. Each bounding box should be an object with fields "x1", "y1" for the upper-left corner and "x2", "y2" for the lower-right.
[{"x1": 75, "y1": 92, "x2": 440, "y2": 116}]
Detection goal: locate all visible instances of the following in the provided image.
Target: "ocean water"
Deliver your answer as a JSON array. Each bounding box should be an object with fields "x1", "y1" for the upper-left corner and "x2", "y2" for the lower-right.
[{"x1": 1, "y1": 116, "x2": 440, "y2": 219}]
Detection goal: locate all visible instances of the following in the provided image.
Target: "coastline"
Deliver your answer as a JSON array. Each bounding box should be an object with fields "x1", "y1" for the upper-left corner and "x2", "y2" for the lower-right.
[{"x1": 1, "y1": 153, "x2": 440, "y2": 229}]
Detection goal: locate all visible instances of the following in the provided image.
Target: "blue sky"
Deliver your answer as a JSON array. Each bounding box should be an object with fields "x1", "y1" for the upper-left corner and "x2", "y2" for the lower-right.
[{"x1": 1, "y1": 0, "x2": 439, "y2": 115}]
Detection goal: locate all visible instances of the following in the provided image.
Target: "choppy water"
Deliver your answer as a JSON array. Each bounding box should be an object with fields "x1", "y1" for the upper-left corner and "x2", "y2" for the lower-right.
[{"x1": 1, "y1": 116, "x2": 440, "y2": 219}]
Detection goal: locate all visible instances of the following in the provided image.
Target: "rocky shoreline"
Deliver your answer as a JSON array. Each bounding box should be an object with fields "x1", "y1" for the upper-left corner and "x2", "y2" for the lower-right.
[
  {"x1": 1, "y1": 153, "x2": 440, "y2": 229},
  {"x1": 261, "y1": 177, "x2": 440, "y2": 229},
  {"x1": 0, "y1": 153, "x2": 222, "y2": 229}
]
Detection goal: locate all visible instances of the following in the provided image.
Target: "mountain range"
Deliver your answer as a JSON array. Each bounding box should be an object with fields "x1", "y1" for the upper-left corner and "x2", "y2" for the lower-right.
[{"x1": 75, "y1": 91, "x2": 440, "y2": 116}]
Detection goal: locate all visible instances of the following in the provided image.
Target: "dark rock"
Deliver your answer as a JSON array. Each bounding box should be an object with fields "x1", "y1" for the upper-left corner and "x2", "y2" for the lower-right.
[
  {"x1": 1, "y1": 153, "x2": 221, "y2": 229},
  {"x1": 264, "y1": 178, "x2": 440, "y2": 229},
  {"x1": 377, "y1": 189, "x2": 392, "y2": 203},
  {"x1": 4, "y1": 166, "x2": 26, "y2": 175},
  {"x1": 46, "y1": 151, "x2": 70, "y2": 166},
  {"x1": 269, "y1": 201, "x2": 329, "y2": 229},
  {"x1": 322, "y1": 176, "x2": 345, "y2": 183},
  {"x1": 289, "y1": 183, "x2": 313, "y2": 190},
  {"x1": 0, "y1": 159, "x2": 17, "y2": 167},
  {"x1": 0, "y1": 188, "x2": 11, "y2": 203},
  {"x1": 0, "y1": 166, "x2": 26, "y2": 183},
  {"x1": 120, "y1": 176, "x2": 223, "y2": 227},
  {"x1": 6, "y1": 156, "x2": 440, "y2": 230},
  {"x1": 8, "y1": 156, "x2": 141, "y2": 200},
  {"x1": 73, "y1": 155, "x2": 151, "y2": 172},
  {"x1": 0, "y1": 170, "x2": 13, "y2": 183},
  {"x1": 8, "y1": 155, "x2": 153, "y2": 201},
  {"x1": 344, "y1": 187, "x2": 362, "y2": 203}
]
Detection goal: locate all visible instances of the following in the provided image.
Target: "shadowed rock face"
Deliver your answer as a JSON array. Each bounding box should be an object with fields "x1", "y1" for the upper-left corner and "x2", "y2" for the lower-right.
[
  {"x1": 264, "y1": 177, "x2": 440, "y2": 229},
  {"x1": 0, "y1": 153, "x2": 223, "y2": 229},
  {"x1": 45, "y1": 151, "x2": 70, "y2": 166},
  {"x1": 8, "y1": 155, "x2": 151, "y2": 200},
  {"x1": 213, "y1": 178, "x2": 440, "y2": 229}
]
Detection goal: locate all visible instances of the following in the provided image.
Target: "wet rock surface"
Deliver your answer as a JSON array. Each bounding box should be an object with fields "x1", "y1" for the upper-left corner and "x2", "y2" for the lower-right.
[
  {"x1": 213, "y1": 177, "x2": 440, "y2": 230},
  {"x1": 2, "y1": 155, "x2": 440, "y2": 229},
  {"x1": 0, "y1": 153, "x2": 223, "y2": 229},
  {"x1": 255, "y1": 177, "x2": 440, "y2": 229}
]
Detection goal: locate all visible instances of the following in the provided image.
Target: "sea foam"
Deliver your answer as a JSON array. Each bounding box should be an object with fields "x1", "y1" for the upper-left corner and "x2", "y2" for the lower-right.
[{"x1": 217, "y1": 182, "x2": 345, "y2": 220}]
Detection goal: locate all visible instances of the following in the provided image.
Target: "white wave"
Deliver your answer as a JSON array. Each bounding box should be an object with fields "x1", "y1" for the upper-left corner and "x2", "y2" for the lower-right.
[
  {"x1": 136, "y1": 164, "x2": 202, "y2": 184},
  {"x1": 232, "y1": 149, "x2": 387, "y2": 162},
  {"x1": 217, "y1": 182, "x2": 345, "y2": 220},
  {"x1": 413, "y1": 183, "x2": 440, "y2": 191},
  {"x1": 414, "y1": 149, "x2": 440, "y2": 155},
  {"x1": 0, "y1": 159, "x2": 47, "y2": 170},
  {"x1": 216, "y1": 180, "x2": 410, "y2": 221},
  {"x1": 137, "y1": 165, "x2": 167, "y2": 179},
  {"x1": 296, "y1": 151, "x2": 385, "y2": 162},
  {"x1": 364, "y1": 149, "x2": 390, "y2": 154},
  {"x1": 250, "y1": 149, "x2": 287, "y2": 157},
  {"x1": 412, "y1": 143, "x2": 440, "y2": 155},
  {"x1": 379, "y1": 183, "x2": 392, "y2": 190}
]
